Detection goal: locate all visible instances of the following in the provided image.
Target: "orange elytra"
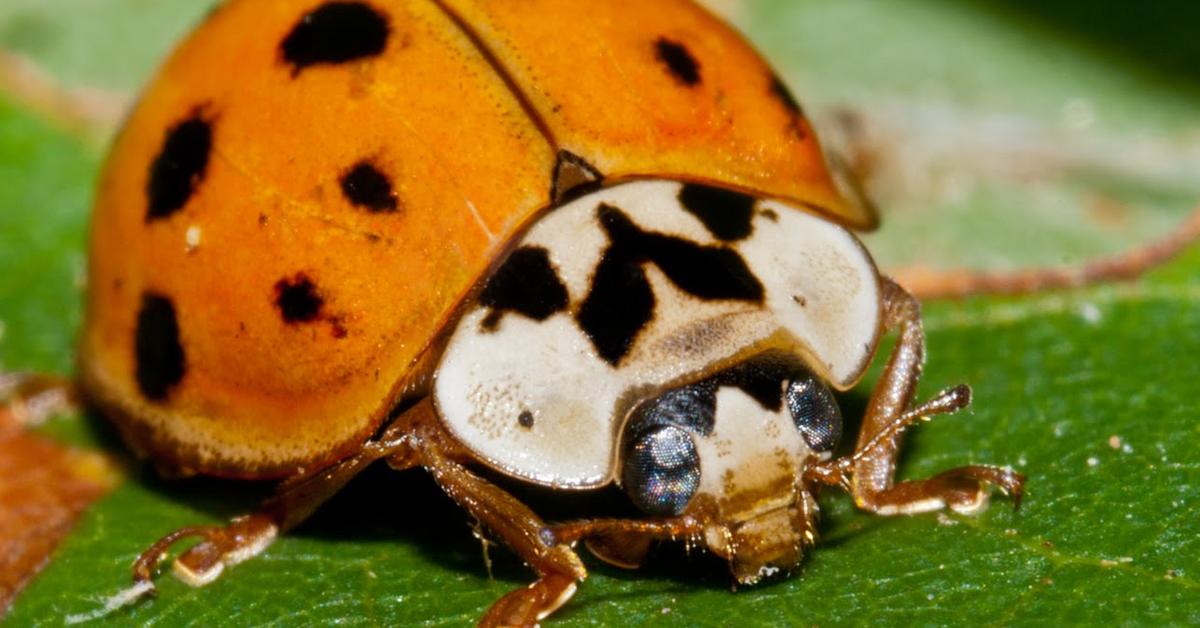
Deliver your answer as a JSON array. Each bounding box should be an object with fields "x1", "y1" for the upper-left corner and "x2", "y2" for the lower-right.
[
  {"x1": 82, "y1": 0, "x2": 872, "y2": 480},
  {"x1": 68, "y1": 1, "x2": 1025, "y2": 625}
]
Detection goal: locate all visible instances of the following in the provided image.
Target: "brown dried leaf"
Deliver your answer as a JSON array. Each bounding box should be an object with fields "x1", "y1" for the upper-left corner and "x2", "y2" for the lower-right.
[{"x1": 0, "y1": 402, "x2": 119, "y2": 613}]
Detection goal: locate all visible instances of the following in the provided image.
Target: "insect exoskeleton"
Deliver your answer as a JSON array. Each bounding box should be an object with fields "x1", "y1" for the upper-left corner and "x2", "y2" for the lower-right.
[
  {"x1": 435, "y1": 179, "x2": 878, "y2": 582},
  {"x1": 31, "y1": 0, "x2": 1026, "y2": 624}
]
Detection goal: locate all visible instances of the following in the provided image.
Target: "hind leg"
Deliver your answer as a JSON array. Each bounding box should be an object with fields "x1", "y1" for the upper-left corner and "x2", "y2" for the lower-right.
[
  {"x1": 134, "y1": 398, "x2": 590, "y2": 627},
  {"x1": 133, "y1": 408, "x2": 418, "y2": 587}
]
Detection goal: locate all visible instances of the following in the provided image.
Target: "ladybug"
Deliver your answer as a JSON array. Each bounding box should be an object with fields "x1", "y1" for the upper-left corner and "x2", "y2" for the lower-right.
[{"x1": 69, "y1": 0, "x2": 1026, "y2": 625}]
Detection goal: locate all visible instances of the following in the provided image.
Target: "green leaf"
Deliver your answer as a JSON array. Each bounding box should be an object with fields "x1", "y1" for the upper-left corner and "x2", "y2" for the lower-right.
[
  {"x1": 0, "y1": 97, "x2": 92, "y2": 376},
  {"x1": 751, "y1": 0, "x2": 1200, "y2": 271},
  {"x1": 3, "y1": 0, "x2": 1200, "y2": 625},
  {"x1": 0, "y1": 1, "x2": 211, "y2": 92}
]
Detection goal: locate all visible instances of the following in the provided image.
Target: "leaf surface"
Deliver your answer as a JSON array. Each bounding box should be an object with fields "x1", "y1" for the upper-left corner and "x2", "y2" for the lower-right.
[{"x1": 2, "y1": 0, "x2": 1199, "y2": 625}]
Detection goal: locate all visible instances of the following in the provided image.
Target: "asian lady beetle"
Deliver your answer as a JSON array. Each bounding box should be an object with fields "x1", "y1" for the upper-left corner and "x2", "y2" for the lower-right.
[{"x1": 35, "y1": 0, "x2": 1028, "y2": 625}]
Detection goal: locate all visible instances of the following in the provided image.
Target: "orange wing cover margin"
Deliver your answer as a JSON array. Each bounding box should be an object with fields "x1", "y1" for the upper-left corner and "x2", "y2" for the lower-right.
[{"x1": 81, "y1": 0, "x2": 871, "y2": 478}]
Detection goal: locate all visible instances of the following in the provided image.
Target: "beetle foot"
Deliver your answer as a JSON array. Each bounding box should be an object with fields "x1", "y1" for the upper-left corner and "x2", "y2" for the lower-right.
[
  {"x1": 174, "y1": 514, "x2": 278, "y2": 586},
  {"x1": 479, "y1": 546, "x2": 585, "y2": 628},
  {"x1": 132, "y1": 514, "x2": 277, "y2": 588},
  {"x1": 857, "y1": 465, "x2": 1025, "y2": 516}
]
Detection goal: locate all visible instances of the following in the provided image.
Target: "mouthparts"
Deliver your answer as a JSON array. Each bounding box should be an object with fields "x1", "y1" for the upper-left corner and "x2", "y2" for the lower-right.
[{"x1": 729, "y1": 505, "x2": 805, "y2": 584}]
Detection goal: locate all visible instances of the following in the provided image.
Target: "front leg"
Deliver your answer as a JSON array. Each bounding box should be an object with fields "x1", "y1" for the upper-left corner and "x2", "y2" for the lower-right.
[
  {"x1": 551, "y1": 517, "x2": 704, "y2": 570},
  {"x1": 393, "y1": 406, "x2": 587, "y2": 628},
  {"x1": 842, "y1": 278, "x2": 1024, "y2": 514}
]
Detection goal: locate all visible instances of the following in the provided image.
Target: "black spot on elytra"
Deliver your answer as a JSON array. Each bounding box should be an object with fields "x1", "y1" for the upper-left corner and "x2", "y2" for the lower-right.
[
  {"x1": 577, "y1": 205, "x2": 764, "y2": 365},
  {"x1": 770, "y1": 74, "x2": 808, "y2": 139},
  {"x1": 281, "y1": 1, "x2": 390, "y2": 75},
  {"x1": 655, "y1": 37, "x2": 701, "y2": 86},
  {"x1": 146, "y1": 111, "x2": 212, "y2": 221},
  {"x1": 275, "y1": 274, "x2": 324, "y2": 323},
  {"x1": 480, "y1": 247, "x2": 569, "y2": 330},
  {"x1": 340, "y1": 160, "x2": 398, "y2": 212},
  {"x1": 135, "y1": 293, "x2": 186, "y2": 401},
  {"x1": 770, "y1": 75, "x2": 804, "y2": 117},
  {"x1": 678, "y1": 184, "x2": 756, "y2": 241}
]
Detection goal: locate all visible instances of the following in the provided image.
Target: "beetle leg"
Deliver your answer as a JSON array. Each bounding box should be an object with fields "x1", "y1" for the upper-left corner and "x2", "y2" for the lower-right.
[
  {"x1": 393, "y1": 405, "x2": 586, "y2": 628},
  {"x1": 842, "y1": 278, "x2": 1025, "y2": 514},
  {"x1": 132, "y1": 411, "x2": 417, "y2": 588},
  {"x1": 549, "y1": 517, "x2": 705, "y2": 570},
  {"x1": 0, "y1": 373, "x2": 78, "y2": 428},
  {"x1": 132, "y1": 514, "x2": 278, "y2": 587}
]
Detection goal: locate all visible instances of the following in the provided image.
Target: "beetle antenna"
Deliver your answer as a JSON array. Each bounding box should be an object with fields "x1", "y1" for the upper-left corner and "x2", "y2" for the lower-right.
[
  {"x1": 851, "y1": 384, "x2": 972, "y2": 463},
  {"x1": 806, "y1": 384, "x2": 971, "y2": 487}
]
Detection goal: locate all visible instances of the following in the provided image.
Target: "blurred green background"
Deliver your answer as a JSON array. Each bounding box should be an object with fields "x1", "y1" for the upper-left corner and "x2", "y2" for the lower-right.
[{"x1": 1, "y1": 1, "x2": 1198, "y2": 625}]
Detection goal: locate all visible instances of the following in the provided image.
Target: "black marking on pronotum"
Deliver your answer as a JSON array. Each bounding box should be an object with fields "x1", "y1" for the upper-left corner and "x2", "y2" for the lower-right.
[
  {"x1": 340, "y1": 160, "x2": 398, "y2": 212},
  {"x1": 678, "y1": 184, "x2": 757, "y2": 241},
  {"x1": 281, "y1": 1, "x2": 390, "y2": 75},
  {"x1": 135, "y1": 293, "x2": 186, "y2": 402},
  {"x1": 275, "y1": 274, "x2": 325, "y2": 323},
  {"x1": 518, "y1": 411, "x2": 535, "y2": 429},
  {"x1": 479, "y1": 246, "x2": 569, "y2": 330},
  {"x1": 550, "y1": 150, "x2": 602, "y2": 205},
  {"x1": 576, "y1": 232, "x2": 656, "y2": 366},
  {"x1": 146, "y1": 109, "x2": 213, "y2": 222},
  {"x1": 654, "y1": 37, "x2": 701, "y2": 86},
  {"x1": 577, "y1": 205, "x2": 764, "y2": 365},
  {"x1": 601, "y1": 206, "x2": 764, "y2": 300}
]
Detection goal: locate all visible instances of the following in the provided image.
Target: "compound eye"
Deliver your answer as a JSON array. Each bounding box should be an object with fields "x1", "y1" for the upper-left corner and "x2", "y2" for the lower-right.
[
  {"x1": 622, "y1": 425, "x2": 701, "y2": 516},
  {"x1": 787, "y1": 376, "x2": 842, "y2": 452}
]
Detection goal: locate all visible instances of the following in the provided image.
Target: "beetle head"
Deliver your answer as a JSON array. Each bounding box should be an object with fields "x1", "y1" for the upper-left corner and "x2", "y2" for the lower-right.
[{"x1": 617, "y1": 351, "x2": 841, "y2": 584}]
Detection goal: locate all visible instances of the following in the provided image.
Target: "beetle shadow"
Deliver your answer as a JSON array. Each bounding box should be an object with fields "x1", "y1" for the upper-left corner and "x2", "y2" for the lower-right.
[
  {"x1": 72, "y1": 401, "x2": 730, "y2": 592},
  {"x1": 74, "y1": 404, "x2": 278, "y2": 516},
  {"x1": 288, "y1": 425, "x2": 905, "y2": 610},
  {"x1": 836, "y1": 388, "x2": 871, "y2": 459},
  {"x1": 295, "y1": 464, "x2": 749, "y2": 590}
]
